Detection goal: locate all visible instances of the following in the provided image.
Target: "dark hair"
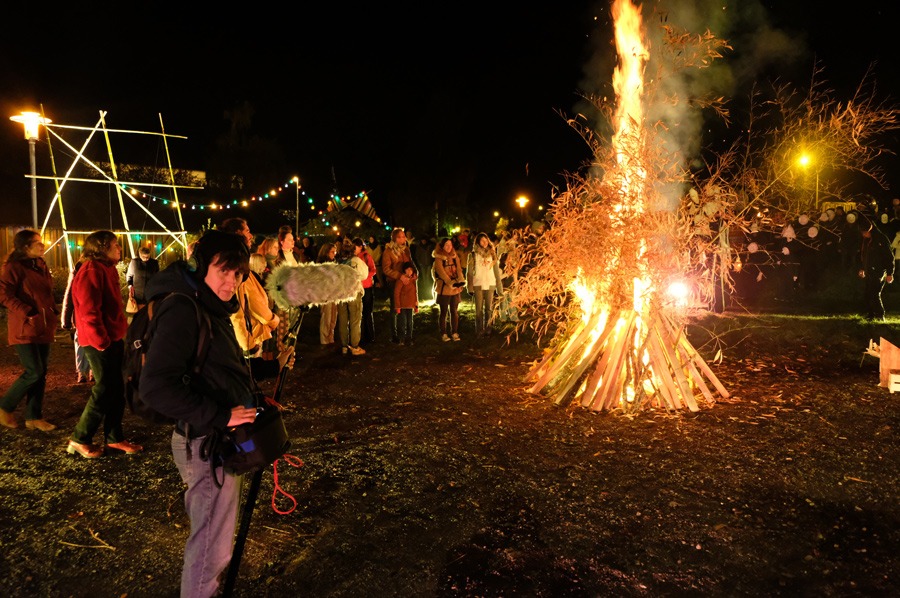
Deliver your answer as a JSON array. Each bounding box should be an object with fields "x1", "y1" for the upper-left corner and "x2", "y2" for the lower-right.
[
  {"x1": 278, "y1": 225, "x2": 294, "y2": 245},
  {"x1": 474, "y1": 232, "x2": 490, "y2": 246},
  {"x1": 6, "y1": 229, "x2": 41, "y2": 263},
  {"x1": 191, "y1": 230, "x2": 249, "y2": 279},
  {"x1": 219, "y1": 217, "x2": 248, "y2": 235},
  {"x1": 80, "y1": 230, "x2": 119, "y2": 263},
  {"x1": 352, "y1": 237, "x2": 365, "y2": 248},
  {"x1": 437, "y1": 237, "x2": 453, "y2": 251},
  {"x1": 400, "y1": 261, "x2": 417, "y2": 275},
  {"x1": 139, "y1": 246, "x2": 152, "y2": 256}
]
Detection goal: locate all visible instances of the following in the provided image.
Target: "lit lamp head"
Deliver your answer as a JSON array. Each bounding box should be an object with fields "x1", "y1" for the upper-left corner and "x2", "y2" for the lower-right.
[{"x1": 10, "y1": 111, "x2": 51, "y2": 140}]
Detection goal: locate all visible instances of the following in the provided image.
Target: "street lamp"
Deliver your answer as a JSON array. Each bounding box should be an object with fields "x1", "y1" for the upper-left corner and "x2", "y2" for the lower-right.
[
  {"x1": 797, "y1": 152, "x2": 819, "y2": 210},
  {"x1": 515, "y1": 195, "x2": 529, "y2": 224},
  {"x1": 10, "y1": 111, "x2": 51, "y2": 228},
  {"x1": 293, "y1": 176, "x2": 300, "y2": 234}
]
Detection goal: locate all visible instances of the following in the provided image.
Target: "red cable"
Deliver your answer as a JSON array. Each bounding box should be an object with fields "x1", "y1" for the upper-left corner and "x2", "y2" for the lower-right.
[{"x1": 271, "y1": 454, "x2": 304, "y2": 515}]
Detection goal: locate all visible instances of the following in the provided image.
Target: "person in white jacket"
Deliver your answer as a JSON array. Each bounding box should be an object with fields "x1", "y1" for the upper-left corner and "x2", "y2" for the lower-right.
[
  {"x1": 336, "y1": 238, "x2": 369, "y2": 355},
  {"x1": 466, "y1": 232, "x2": 504, "y2": 336}
]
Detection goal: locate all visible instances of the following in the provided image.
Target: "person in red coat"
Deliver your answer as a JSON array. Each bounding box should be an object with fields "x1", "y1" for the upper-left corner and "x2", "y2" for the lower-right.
[
  {"x1": 0, "y1": 229, "x2": 58, "y2": 431},
  {"x1": 67, "y1": 230, "x2": 142, "y2": 458}
]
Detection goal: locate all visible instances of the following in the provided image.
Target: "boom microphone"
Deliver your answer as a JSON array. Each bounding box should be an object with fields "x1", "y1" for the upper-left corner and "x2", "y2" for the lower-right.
[{"x1": 266, "y1": 262, "x2": 362, "y2": 311}]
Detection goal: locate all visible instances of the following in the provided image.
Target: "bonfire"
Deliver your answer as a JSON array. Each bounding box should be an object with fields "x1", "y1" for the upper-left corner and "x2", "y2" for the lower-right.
[{"x1": 505, "y1": 0, "x2": 732, "y2": 414}]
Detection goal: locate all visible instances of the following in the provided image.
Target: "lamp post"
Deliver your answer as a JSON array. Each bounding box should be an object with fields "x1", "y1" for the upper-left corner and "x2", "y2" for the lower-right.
[
  {"x1": 293, "y1": 176, "x2": 300, "y2": 234},
  {"x1": 797, "y1": 153, "x2": 819, "y2": 211},
  {"x1": 10, "y1": 111, "x2": 51, "y2": 228},
  {"x1": 515, "y1": 195, "x2": 530, "y2": 225}
]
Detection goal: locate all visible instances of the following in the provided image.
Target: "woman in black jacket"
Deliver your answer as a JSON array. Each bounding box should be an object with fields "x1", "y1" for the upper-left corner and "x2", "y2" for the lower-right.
[{"x1": 139, "y1": 230, "x2": 257, "y2": 598}]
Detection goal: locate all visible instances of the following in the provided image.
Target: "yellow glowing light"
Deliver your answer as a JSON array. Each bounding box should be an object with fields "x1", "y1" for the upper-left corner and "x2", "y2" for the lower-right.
[
  {"x1": 242, "y1": 201, "x2": 248, "y2": 207},
  {"x1": 666, "y1": 281, "x2": 690, "y2": 308},
  {"x1": 515, "y1": 196, "x2": 529, "y2": 209},
  {"x1": 10, "y1": 111, "x2": 51, "y2": 140},
  {"x1": 355, "y1": 220, "x2": 361, "y2": 227}
]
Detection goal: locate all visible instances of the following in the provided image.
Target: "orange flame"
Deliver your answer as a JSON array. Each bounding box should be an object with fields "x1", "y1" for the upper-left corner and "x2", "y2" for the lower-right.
[{"x1": 611, "y1": 0, "x2": 649, "y2": 216}]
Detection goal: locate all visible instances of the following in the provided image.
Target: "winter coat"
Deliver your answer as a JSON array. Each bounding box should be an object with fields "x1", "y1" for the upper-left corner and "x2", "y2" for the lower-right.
[
  {"x1": 72, "y1": 258, "x2": 128, "y2": 351},
  {"x1": 359, "y1": 249, "x2": 377, "y2": 289},
  {"x1": 393, "y1": 275, "x2": 419, "y2": 310},
  {"x1": 231, "y1": 271, "x2": 279, "y2": 353},
  {"x1": 140, "y1": 261, "x2": 255, "y2": 438},
  {"x1": 381, "y1": 241, "x2": 412, "y2": 287},
  {"x1": 432, "y1": 246, "x2": 464, "y2": 297},
  {"x1": 60, "y1": 262, "x2": 82, "y2": 331},
  {"x1": 276, "y1": 248, "x2": 307, "y2": 266},
  {"x1": 0, "y1": 257, "x2": 58, "y2": 345},
  {"x1": 126, "y1": 256, "x2": 159, "y2": 303},
  {"x1": 859, "y1": 229, "x2": 895, "y2": 277},
  {"x1": 466, "y1": 243, "x2": 503, "y2": 294}
]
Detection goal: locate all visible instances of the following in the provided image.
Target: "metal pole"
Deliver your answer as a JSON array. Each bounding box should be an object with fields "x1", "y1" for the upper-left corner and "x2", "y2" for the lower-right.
[
  {"x1": 28, "y1": 138, "x2": 38, "y2": 228},
  {"x1": 295, "y1": 180, "x2": 299, "y2": 235}
]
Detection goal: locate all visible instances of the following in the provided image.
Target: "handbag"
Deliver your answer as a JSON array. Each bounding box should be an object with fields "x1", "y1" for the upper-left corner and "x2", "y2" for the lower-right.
[
  {"x1": 125, "y1": 297, "x2": 140, "y2": 314},
  {"x1": 200, "y1": 399, "x2": 291, "y2": 484}
]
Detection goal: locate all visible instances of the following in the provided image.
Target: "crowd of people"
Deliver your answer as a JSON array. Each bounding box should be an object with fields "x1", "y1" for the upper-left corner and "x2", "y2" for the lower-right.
[{"x1": 0, "y1": 217, "x2": 514, "y2": 597}]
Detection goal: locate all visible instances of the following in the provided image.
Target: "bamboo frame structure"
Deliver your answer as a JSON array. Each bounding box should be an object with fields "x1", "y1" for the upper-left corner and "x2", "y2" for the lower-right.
[{"x1": 31, "y1": 109, "x2": 200, "y2": 271}]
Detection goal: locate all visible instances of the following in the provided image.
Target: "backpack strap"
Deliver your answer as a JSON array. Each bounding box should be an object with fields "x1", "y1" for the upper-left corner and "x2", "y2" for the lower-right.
[{"x1": 154, "y1": 291, "x2": 212, "y2": 382}]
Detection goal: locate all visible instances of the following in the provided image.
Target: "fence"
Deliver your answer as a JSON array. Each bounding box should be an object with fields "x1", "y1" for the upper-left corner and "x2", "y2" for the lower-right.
[{"x1": 0, "y1": 226, "x2": 189, "y2": 271}]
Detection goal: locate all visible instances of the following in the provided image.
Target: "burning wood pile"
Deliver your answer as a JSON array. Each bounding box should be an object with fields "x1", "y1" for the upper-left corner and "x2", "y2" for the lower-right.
[{"x1": 504, "y1": 0, "x2": 731, "y2": 414}]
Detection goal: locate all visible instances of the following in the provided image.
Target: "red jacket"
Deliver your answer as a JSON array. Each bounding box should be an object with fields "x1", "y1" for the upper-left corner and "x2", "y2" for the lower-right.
[
  {"x1": 393, "y1": 275, "x2": 419, "y2": 311},
  {"x1": 359, "y1": 249, "x2": 377, "y2": 289},
  {"x1": 72, "y1": 258, "x2": 128, "y2": 351},
  {"x1": 0, "y1": 257, "x2": 58, "y2": 345}
]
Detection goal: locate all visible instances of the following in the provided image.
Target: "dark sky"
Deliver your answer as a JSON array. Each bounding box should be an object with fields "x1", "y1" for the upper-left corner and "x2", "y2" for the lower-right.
[{"x1": 1, "y1": 1, "x2": 898, "y2": 233}]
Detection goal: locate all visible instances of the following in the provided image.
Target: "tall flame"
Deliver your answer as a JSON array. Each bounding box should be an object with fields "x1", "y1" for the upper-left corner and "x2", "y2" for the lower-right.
[{"x1": 611, "y1": 0, "x2": 649, "y2": 216}]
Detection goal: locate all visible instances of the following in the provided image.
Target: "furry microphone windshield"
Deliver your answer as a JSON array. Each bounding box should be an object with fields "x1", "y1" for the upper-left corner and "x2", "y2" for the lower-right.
[{"x1": 266, "y1": 262, "x2": 362, "y2": 311}]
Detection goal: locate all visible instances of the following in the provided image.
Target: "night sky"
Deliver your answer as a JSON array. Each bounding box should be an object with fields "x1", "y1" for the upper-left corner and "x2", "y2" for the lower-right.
[{"x1": 1, "y1": 1, "x2": 898, "y2": 234}]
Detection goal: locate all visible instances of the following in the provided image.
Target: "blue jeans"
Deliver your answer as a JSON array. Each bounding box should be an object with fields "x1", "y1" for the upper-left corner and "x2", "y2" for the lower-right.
[
  {"x1": 0, "y1": 343, "x2": 49, "y2": 420},
  {"x1": 172, "y1": 431, "x2": 242, "y2": 598},
  {"x1": 73, "y1": 331, "x2": 90, "y2": 376},
  {"x1": 72, "y1": 340, "x2": 125, "y2": 445},
  {"x1": 397, "y1": 308, "x2": 414, "y2": 341}
]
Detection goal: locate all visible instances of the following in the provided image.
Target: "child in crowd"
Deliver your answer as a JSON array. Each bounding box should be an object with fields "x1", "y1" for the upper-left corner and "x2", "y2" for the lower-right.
[{"x1": 393, "y1": 261, "x2": 419, "y2": 345}]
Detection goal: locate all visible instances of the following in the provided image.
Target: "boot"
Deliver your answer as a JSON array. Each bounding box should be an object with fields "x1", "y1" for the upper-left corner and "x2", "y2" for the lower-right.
[
  {"x1": 0, "y1": 409, "x2": 19, "y2": 429},
  {"x1": 25, "y1": 419, "x2": 57, "y2": 432}
]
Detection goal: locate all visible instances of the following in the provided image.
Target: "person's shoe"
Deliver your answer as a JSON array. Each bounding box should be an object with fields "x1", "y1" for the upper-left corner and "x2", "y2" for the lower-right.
[
  {"x1": 75, "y1": 372, "x2": 85, "y2": 384},
  {"x1": 88, "y1": 371, "x2": 94, "y2": 383},
  {"x1": 451, "y1": 333, "x2": 461, "y2": 341},
  {"x1": 342, "y1": 346, "x2": 349, "y2": 355},
  {"x1": 441, "y1": 334, "x2": 451, "y2": 342},
  {"x1": 67, "y1": 440, "x2": 103, "y2": 458},
  {"x1": 106, "y1": 440, "x2": 144, "y2": 454},
  {"x1": 25, "y1": 419, "x2": 56, "y2": 432},
  {"x1": 348, "y1": 346, "x2": 366, "y2": 356},
  {"x1": 0, "y1": 409, "x2": 19, "y2": 429}
]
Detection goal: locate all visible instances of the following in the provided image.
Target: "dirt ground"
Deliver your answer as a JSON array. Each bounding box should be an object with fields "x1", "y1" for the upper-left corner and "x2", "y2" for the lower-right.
[{"x1": 0, "y1": 299, "x2": 897, "y2": 597}]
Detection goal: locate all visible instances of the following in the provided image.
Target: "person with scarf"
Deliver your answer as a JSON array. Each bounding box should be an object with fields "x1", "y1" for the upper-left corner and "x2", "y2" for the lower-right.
[
  {"x1": 432, "y1": 237, "x2": 465, "y2": 341},
  {"x1": 381, "y1": 227, "x2": 412, "y2": 343},
  {"x1": 466, "y1": 232, "x2": 504, "y2": 336}
]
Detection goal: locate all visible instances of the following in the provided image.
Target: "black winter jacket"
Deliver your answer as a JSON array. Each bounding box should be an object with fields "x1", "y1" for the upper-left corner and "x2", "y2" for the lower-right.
[{"x1": 139, "y1": 261, "x2": 255, "y2": 437}]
